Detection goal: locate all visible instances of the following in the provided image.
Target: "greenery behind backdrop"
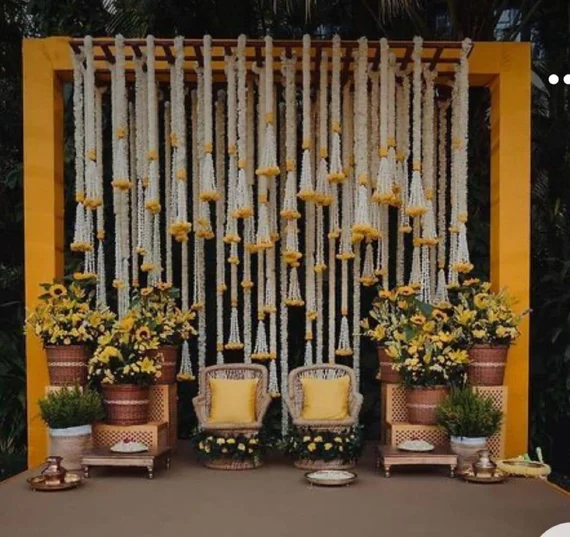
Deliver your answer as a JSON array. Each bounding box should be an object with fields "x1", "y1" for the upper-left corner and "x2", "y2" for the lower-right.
[{"x1": 1, "y1": 0, "x2": 569, "y2": 481}]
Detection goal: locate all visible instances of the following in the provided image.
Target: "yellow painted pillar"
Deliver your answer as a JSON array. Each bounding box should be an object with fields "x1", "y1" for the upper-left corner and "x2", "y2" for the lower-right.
[
  {"x1": 23, "y1": 39, "x2": 65, "y2": 467},
  {"x1": 489, "y1": 43, "x2": 531, "y2": 457}
]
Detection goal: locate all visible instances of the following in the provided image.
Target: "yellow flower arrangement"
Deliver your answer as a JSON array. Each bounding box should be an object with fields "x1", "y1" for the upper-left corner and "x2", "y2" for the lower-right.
[
  {"x1": 26, "y1": 278, "x2": 115, "y2": 347},
  {"x1": 448, "y1": 279, "x2": 528, "y2": 346}
]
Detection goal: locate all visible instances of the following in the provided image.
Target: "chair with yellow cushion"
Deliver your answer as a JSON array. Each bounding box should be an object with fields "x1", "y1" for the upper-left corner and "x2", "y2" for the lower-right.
[
  {"x1": 286, "y1": 364, "x2": 363, "y2": 432},
  {"x1": 193, "y1": 364, "x2": 271, "y2": 436}
]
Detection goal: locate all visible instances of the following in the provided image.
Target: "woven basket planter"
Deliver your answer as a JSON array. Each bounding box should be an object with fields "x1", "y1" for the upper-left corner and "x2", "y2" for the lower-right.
[
  {"x1": 49, "y1": 425, "x2": 93, "y2": 470},
  {"x1": 406, "y1": 386, "x2": 448, "y2": 425},
  {"x1": 294, "y1": 459, "x2": 356, "y2": 470},
  {"x1": 377, "y1": 346, "x2": 401, "y2": 384},
  {"x1": 45, "y1": 345, "x2": 88, "y2": 386},
  {"x1": 468, "y1": 345, "x2": 509, "y2": 386},
  {"x1": 102, "y1": 385, "x2": 150, "y2": 426},
  {"x1": 203, "y1": 458, "x2": 263, "y2": 470},
  {"x1": 148, "y1": 346, "x2": 178, "y2": 385}
]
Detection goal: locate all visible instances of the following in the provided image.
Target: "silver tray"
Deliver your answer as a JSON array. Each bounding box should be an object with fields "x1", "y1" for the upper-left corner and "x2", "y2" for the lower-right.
[
  {"x1": 460, "y1": 468, "x2": 508, "y2": 484},
  {"x1": 305, "y1": 470, "x2": 357, "y2": 487}
]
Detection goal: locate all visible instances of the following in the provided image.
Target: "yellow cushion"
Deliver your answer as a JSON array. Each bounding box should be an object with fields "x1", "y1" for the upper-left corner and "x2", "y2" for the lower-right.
[
  {"x1": 300, "y1": 375, "x2": 350, "y2": 420},
  {"x1": 208, "y1": 378, "x2": 258, "y2": 424}
]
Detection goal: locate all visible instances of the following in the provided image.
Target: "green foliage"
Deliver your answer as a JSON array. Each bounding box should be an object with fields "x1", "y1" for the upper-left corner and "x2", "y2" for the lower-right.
[
  {"x1": 192, "y1": 430, "x2": 266, "y2": 462},
  {"x1": 436, "y1": 388, "x2": 502, "y2": 438},
  {"x1": 38, "y1": 386, "x2": 104, "y2": 429},
  {"x1": 283, "y1": 426, "x2": 363, "y2": 463}
]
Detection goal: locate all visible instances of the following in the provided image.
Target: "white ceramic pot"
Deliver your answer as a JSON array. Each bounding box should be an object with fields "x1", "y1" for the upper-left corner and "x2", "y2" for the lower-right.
[
  {"x1": 49, "y1": 424, "x2": 93, "y2": 470},
  {"x1": 450, "y1": 436, "x2": 488, "y2": 473}
]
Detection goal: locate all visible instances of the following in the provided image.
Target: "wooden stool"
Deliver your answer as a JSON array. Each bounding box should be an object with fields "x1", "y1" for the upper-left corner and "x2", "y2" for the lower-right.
[
  {"x1": 376, "y1": 445, "x2": 457, "y2": 478},
  {"x1": 81, "y1": 446, "x2": 172, "y2": 479}
]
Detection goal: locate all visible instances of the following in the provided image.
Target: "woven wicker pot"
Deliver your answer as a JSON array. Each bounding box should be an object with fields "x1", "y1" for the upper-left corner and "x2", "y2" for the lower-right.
[
  {"x1": 468, "y1": 345, "x2": 509, "y2": 386},
  {"x1": 294, "y1": 459, "x2": 355, "y2": 470},
  {"x1": 204, "y1": 458, "x2": 263, "y2": 470},
  {"x1": 149, "y1": 346, "x2": 178, "y2": 385},
  {"x1": 49, "y1": 425, "x2": 93, "y2": 470},
  {"x1": 102, "y1": 385, "x2": 150, "y2": 426},
  {"x1": 377, "y1": 346, "x2": 401, "y2": 384},
  {"x1": 450, "y1": 436, "x2": 488, "y2": 475},
  {"x1": 406, "y1": 386, "x2": 448, "y2": 425},
  {"x1": 45, "y1": 345, "x2": 88, "y2": 386}
]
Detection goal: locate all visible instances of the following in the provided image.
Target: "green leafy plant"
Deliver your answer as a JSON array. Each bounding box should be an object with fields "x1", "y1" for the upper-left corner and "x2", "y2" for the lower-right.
[
  {"x1": 38, "y1": 386, "x2": 104, "y2": 429},
  {"x1": 283, "y1": 426, "x2": 363, "y2": 463},
  {"x1": 436, "y1": 388, "x2": 502, "y2": 438},
  {"x1": 192, "y1": 430, "x2": 266, "y2": 463}
]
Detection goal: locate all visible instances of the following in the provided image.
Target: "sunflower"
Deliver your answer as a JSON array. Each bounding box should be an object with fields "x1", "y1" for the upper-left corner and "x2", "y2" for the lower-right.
[
  {"x1": 397, "y1": 285, "x2": 415, "y2": 297},
  {"x1": 141, "y1": 287, "x2": 154, "y2": 297},
  {"x1": 49, "y1": 284, "x2": 67, "y2": 299},
  {"x1": 410, "y1": 314, "x2": 426, "y2": 326},
  {"x1": 135, "y1": 326, "x2": 152, "y2": 341}
]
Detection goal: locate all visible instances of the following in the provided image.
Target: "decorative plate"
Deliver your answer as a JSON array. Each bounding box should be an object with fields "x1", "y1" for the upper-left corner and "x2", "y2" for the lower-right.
[
  {"x1": 460, "y1": 468, "x2": 508, "y2": 484},
  {"x1": 27, "y1": 472, "x2": 82, "y2": 492},
  {"x1": 495, "y1": 459, "x2": 551, "y2": 478},
  {"x1": 110, "y1": 440, "x2": 149, "y2": 453},
  {"x1": 305, "y1": 470, "x2": 357, "y2": 487},
  {"x1": 397, "y1": 440, "x2": 434, "y2": 452}
]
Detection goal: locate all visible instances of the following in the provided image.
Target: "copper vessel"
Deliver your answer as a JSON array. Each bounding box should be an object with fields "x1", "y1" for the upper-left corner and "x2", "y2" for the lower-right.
[
  {"x1": 41, "y1": 456, "x2": 67, "y2": 485},
  {"x1": 472, "y1": 449, "x2": 497, "y2": 478}
]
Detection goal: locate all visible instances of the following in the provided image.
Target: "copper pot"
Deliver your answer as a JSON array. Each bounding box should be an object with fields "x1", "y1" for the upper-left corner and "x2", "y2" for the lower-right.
[{"x1": 41, "y1": 456, "x2": 67, "y2": 485}]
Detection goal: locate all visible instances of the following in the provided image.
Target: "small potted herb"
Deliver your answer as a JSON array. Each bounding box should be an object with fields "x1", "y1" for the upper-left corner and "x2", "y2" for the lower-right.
[
  {"x1": 436, "y1": 387, "x2": 503, "y2": 472},
  {"x1": 38, "y1": 387, "x2": 104, "y2": 469}
]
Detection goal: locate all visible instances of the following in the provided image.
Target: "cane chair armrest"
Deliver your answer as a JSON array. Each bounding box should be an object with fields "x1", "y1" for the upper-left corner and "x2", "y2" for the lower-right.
[
  {"x1": 192, "y1": 394, "x2": 209, "y2": 427},
  {"x1": 349, "y1": 392, "x2": 364, "y2": 421}
]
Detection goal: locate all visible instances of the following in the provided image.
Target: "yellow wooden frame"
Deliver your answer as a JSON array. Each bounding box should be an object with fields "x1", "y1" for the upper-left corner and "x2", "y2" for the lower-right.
[{"x1": 23, "y1": 38, "x2": 530, "y2": 467}]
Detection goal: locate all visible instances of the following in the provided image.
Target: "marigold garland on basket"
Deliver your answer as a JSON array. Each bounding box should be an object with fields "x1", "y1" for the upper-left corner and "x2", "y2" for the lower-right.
[{"x1": 192, "y1": 431, "x2": 267, "y2": 464}]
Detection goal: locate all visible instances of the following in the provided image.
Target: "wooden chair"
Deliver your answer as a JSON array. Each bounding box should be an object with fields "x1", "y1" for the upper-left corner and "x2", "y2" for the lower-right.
[
  {"x1": 192, "y1": 364, "x2": 271, "y2": 437},
  {"x1": 286, "y1": 364, "x2": 363, "y2": 432}
]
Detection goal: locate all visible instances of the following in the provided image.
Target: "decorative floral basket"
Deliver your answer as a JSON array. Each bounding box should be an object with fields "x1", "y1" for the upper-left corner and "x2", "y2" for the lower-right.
[
  {"x1": 102, "y1": 385, "x2": 150, "y2": 426},
  {"x1": 377, "y1": 346, "x2": 401, "y2": 384},
  {"x1": 149, "y1": 346, "x2": 178, "y2": 385},
  {"x1": 46, "y1": 345, "x2": 89, "y2": 386},
  {"x1": 468, "y1": 345, "x2": 508, "y2": 386},
  {"x1": 294, "y1": 459, "x2": 355, "y2": 471},
  {"x1": 204, "y1": 458, "x2": 263, "y2": 471},
  {"x1": 406, "y1": 386, "x2": 448, "y2": 425}
]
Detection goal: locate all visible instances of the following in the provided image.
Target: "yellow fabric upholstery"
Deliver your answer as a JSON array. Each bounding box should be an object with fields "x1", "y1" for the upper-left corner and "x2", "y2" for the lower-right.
[
  {"x1": 208, "y1": 378, "x2": 258, "y2": 424},
  {"x1": 300, "y1": 376, "x2": 350, "y2": 420}
]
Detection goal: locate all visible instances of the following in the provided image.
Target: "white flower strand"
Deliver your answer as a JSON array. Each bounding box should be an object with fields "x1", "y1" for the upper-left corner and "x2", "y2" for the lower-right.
[
  {"x1": 164, "y1": 101, "x2": 172, "y2": 282},
  {"x1": 95, "y1": 87, "x2": 107, "y2": 308},
  {"x1": 434, "y1": 100, "x2": 450, "y2": 304},
  {"x1": 129, "y1": 101, "x2": 138, "y2": 291},
  {"x1": 328, "y1": 35, "x2": 345, "y2": 184},
  {"x1": 134, "y1": 59, "x2": 148, "y2": 259},
  {"x1": 298, "y1": 35, "x2": 315, "y2": 201}
]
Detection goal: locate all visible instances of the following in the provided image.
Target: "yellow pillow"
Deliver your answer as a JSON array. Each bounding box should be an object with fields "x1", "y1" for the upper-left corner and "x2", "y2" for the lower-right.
[
  {"x1": 300, "y1": 375, "x2": 350, "y2": 420},
  {"x1": 208, "y1": 378, "x2": 258, "y2": 424}
]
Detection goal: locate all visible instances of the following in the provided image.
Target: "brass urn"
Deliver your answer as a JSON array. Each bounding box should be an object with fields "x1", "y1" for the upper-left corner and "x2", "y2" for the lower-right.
[
  {"x1": 41, "y1": 456, "x2": 67, "y2": 485},
  {"x1": 472, "y1": 449, "x2": 497, "y2": 478}
]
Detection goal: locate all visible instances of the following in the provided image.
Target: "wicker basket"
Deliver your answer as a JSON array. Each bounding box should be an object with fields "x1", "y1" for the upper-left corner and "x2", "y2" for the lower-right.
[
  {"x1": 45, "y1": 345, "x2": 88, "y2": 386},
  {"x1": 294, "y1": 459, "x2": 355, "y2": 470},
  {"x1": 468, "y1": 345, "x2": 509, "y2": 385},
  {"x1": 377, "y1": 346, "x2": 401, "y2": 384},
  {"x1": 102, "y1": 385, "x2": 150, "y2": 425},
  {"x1": 406, "y1": 386, "x2": 448, "y2": 425},
  {"x1": 204, "y1": 458, "x2": 263, "y2": 470},
  {"x1": 149, "y1": 346, "x2": 178, "y2": 385}
]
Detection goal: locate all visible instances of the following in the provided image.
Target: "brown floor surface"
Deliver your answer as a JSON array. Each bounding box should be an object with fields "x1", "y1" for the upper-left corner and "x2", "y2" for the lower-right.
[{"x1": 1, "y1": 443, "x2": 568, "y2": 537}]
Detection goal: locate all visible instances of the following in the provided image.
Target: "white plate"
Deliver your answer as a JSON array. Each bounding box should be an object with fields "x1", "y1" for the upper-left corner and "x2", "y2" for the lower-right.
[
  {"x1": 397, "y1": 440, "x2": 434, "y2": 452},
  {"x1": 305, "y1": 470, "x2": 357, "y2": 486},
  {"x1": 110, "y1": 442, "x2": 149, "y2": 454}
]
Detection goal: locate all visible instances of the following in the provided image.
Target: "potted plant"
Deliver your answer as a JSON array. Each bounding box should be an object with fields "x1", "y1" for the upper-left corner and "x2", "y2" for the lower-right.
[
  {"x1": 283, "y1": 427, "x2": 363, "y2": 470},
  {"x1": 362, "y1": 285, "x2": 425, "y2": 384},
  {"x1": 26, "y1": 277, "x2": 115, "y2": 386},
  {"x1": 129, "y1": 283, "x2": 196, "y2": 384},
  {"x1": 385, "y1": 301, "x2": 469, "y2": 424},
  {"x1": 89, "y1": 317, "x2": 162, "y2": 425},
  {"x1": 436, "y1": 387, "x2": 503, "y2": 473},
  {"x1": 38, "y1": 386, "x2": 104, "y2": 469},
  {"x1": 449, "y1": 279, "x2": 527, "y2": 385}
]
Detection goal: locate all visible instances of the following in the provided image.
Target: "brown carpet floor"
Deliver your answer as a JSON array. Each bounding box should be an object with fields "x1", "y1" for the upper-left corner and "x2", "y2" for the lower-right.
[{"x1": 1, "y1": 442, "x2": 568, "y2": 537}]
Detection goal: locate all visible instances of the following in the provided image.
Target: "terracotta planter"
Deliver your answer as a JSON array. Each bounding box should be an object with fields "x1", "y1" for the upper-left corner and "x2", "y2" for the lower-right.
[
  {"x1": 377, "y1": 346, "x2": 401, "y2": 384},
  {"x1": 102, "y1": 385, "x2": 150, "y2": 425},
  {"x1": 406, "y1": 386, "x2": 448, "y2": 425},
  {"x1": 294, "y1": 459, "x2": 355, "y2": 470},
  {"x1": 450, "y1": 436, "x2": 488, "y2": 475},
  {"x1": 45, "y1": 345, "x2": 88, "y2": 386},
  {"x1": 468, "y1": 345, "x2": 509, "y2": 386},
  {"x1": 49, "y1": 425, "x2": 93, "y2": 470},
  {"x1": 148, "y1": 346, "x2": 178, "y2": 385}
]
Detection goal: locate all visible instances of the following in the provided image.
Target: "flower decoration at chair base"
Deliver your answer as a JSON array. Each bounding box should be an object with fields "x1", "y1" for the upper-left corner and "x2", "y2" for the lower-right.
[
  {"x1": 283, "y1": 426, "x2": 363, "y2": 466},
  {"x1": 192, "y1": 431, "x2": 266, "y2": 469}
]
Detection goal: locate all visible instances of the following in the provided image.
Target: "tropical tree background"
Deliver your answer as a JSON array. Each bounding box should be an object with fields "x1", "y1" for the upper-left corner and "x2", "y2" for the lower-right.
[{"x1": 2, "y1": 0, "x2": 569, "y2": 482}]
